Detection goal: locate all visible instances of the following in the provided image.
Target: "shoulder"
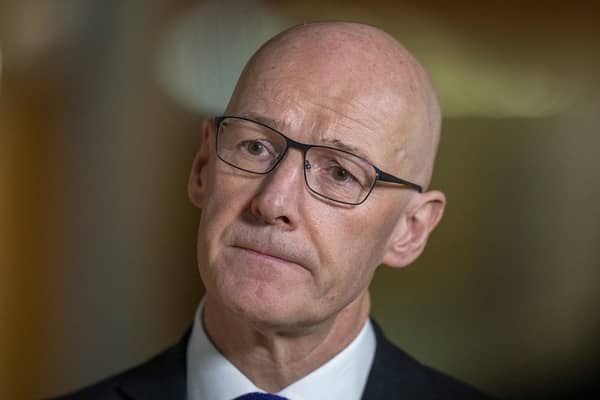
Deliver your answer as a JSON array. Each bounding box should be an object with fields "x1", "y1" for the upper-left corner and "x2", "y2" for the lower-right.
[
  {"x1": 363, "y1": 320, "x2": 495, "y2": 400},
  {"x1": 48, "y1": 329, "x2": 190, "y2": 400}
]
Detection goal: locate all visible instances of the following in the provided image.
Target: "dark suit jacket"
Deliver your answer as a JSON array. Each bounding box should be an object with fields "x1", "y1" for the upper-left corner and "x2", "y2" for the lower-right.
[{"x1": 52, "y1": 321, "x2": 493, "y2": 399}]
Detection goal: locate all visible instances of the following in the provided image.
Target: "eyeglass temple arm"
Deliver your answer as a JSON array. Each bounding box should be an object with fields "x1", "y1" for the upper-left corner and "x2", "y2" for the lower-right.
[
  {"x1": 214, "y1": 116, "x2": 225, "y2": 128},
  {"x1": 376, "y1": 169, "x2": 423, "y2": 193}
]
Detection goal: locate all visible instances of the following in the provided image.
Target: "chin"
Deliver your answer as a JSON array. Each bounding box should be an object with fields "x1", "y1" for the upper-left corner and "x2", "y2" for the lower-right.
[
  {"x1": 217, "y1": 281, "x2": 326, "y2": 332},
  {"x1": 200, "y1": 247, "x2": 331, "y2": 331}
]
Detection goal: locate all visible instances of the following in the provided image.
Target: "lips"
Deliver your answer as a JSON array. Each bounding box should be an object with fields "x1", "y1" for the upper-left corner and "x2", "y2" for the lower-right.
[
  {"x1": 224, "y1": 225, "x2": 315, "y2": 273},
  {"x1": 232, "y1": 243, "x2": 302, "y2": 268},
  {"x1": 233, "y1": 246, "x2": 291, "y2": 263},
  {"x1": 228, "y1": 234, "x2": 312, "y2": 272}
]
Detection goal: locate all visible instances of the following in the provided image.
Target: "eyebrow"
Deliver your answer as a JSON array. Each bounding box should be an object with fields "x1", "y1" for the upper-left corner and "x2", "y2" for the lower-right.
[
  {"x1": 319, "y1": 138, "x2": 373, "y2": 163},
  {"x1": 235, "y1": 112, "x2": 375, "y2": 164},
  {"x1": 238, "y1": 112, "x2": 287, "y2": 131}
]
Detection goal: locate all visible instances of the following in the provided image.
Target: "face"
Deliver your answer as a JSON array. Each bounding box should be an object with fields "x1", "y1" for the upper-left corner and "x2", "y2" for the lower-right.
[{"x1": 192, "y1": 38, "x2": 418, "y2": 331}]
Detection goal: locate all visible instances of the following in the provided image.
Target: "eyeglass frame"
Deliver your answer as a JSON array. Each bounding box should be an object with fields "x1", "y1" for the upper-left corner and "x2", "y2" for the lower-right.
[{"x1": 214, "y1": 115, "x2": 423, "y2": 205}]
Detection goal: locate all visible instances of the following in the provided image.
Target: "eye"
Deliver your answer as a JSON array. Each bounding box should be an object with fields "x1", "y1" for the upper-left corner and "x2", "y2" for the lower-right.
[
  {"x1": 331, "y1": 166, "x2": 352, "y2": 182},
  {"x1": 242, "y1": 140, "x2": 266, "y2": 155}
]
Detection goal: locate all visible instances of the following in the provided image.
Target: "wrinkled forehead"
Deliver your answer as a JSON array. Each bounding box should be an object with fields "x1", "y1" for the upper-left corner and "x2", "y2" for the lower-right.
[
  {"x1": 226, "y1": 34, "x2": 421, "y2": 169},
  {"x1": 229, "y1": 84, "x2": 407, "y2": 165}
]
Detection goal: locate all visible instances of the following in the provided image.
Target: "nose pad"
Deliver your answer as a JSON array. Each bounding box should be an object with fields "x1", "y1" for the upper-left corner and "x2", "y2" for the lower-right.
[{"x1": 304, "y1": 159, "x2": 312, "y2": 170}]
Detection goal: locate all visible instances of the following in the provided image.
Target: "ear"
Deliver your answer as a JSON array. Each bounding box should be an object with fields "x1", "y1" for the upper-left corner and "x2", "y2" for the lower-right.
[
  {"x1": 188, "y1": 118, "x2": 213, "y2": 209},
  {"x1": 381, "y1": 190, "x2": 446, "y2": 268}
]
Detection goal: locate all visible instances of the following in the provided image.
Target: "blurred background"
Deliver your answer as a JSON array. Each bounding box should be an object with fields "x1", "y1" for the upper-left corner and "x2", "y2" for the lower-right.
[{"x1": 1, "y1": 1, "x2": 599, "y2": 399}]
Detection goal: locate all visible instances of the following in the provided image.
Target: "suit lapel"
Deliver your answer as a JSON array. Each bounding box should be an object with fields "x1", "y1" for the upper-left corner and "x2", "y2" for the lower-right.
[
  {"x1": 116, "y1": 329, "x2": 190, "y2": 400},
  {"x1": 362, "y1": 320, "x2": 433, "y2": 399}
]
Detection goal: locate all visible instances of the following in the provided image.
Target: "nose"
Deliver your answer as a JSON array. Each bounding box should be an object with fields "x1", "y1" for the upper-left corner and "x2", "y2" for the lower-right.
[{"x1": 248, "y1": 149, "x2": 305, "y2": 229}]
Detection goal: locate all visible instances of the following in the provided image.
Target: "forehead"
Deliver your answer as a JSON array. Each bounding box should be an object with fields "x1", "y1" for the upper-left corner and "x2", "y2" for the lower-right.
[{"x1": 227, "y1": 63, "x2": 412, "y2": 168}]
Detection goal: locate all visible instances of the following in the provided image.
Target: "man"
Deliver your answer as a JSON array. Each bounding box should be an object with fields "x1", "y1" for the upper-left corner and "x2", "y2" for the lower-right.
[{"x1": 56, "y1": 22, "x2": 492, "y2": 399}]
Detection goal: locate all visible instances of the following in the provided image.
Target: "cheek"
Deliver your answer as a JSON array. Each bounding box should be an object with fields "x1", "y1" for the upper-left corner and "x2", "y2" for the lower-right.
[
  {"x1": 196, "y1": 170, "x2": 253, "y2": 270},
  {"x1": 311, "y1": 207, "x2": 391, "y2": 300},
  {"x1": 200, "y1": 162, "x2": 256, "y2": 230}
]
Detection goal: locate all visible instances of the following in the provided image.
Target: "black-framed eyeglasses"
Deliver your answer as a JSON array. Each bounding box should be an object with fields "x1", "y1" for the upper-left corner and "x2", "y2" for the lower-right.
[{"x1": 214, "y1": 116, "x2": 422, "y2": 205}]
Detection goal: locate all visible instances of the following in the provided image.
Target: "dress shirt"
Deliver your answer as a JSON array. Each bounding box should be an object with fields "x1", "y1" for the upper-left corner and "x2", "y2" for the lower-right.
[{"x1": 186, "y1": 300, "x2": 376, "y2": 400}]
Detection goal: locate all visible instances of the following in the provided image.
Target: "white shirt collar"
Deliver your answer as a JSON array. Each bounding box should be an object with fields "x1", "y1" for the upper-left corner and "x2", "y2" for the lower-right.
[{"x1": 186, "y1": 299, "x2": 376, "y2": 400}]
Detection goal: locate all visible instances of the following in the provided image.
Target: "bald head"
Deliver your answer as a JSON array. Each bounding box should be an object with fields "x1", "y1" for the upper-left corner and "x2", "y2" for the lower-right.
[{"x1": 227, "y1": 22, "x2": 441, "y2": 187}]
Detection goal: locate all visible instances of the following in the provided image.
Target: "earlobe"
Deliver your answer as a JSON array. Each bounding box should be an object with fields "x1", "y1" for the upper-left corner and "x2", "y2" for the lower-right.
[
  {"x1": 382, "y1": 190, "x2": 446, "y2": 268},
  {"x1": 188, "y1": 119, "x2": 213, "y2": 209}
]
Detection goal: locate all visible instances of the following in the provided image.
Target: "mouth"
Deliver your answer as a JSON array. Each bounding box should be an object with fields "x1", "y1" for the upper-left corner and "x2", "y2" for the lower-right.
[{"x1": 231, "y1": 245, "x2": 306, "y2": 270}]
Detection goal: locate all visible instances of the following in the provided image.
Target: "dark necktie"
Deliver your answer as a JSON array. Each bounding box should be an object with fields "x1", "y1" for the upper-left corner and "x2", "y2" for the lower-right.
[{"x1": 233, "y1": 392, "x2": 289, "y2": 400}]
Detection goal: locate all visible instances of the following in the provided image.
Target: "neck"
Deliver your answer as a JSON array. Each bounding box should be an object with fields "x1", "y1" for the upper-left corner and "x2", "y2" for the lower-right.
[{"x1": 203, "y1": 292, "x2": 371, "y2": 393}]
